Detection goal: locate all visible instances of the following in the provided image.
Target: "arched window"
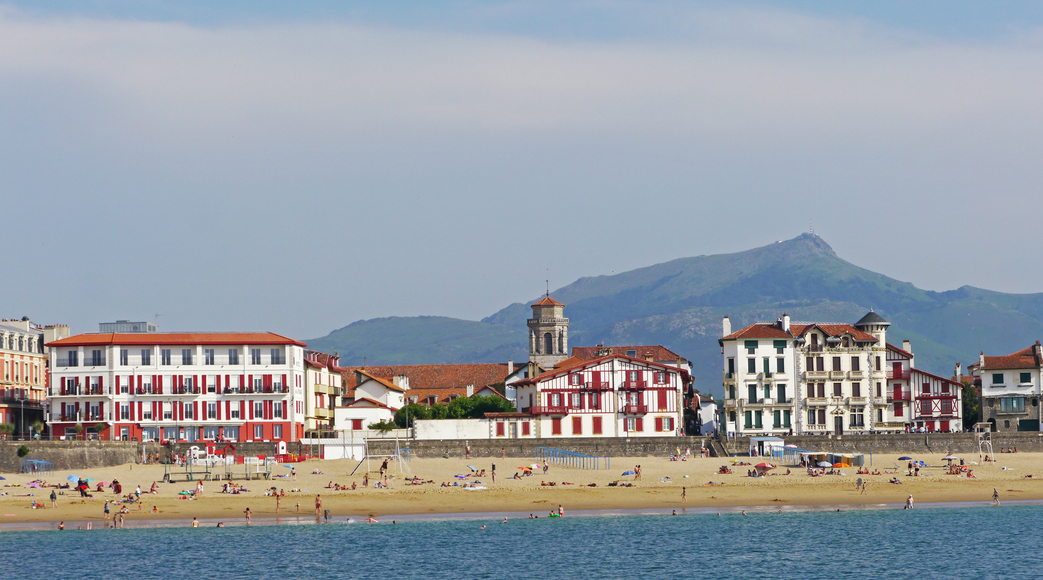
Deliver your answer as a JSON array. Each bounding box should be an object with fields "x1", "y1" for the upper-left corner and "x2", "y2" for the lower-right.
[{"x1": 544, "y1": 333, "x2": 554, "y2": 354}]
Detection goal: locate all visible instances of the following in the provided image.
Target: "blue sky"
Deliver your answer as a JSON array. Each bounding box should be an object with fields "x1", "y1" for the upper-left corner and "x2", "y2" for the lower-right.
[{"x1": 4, "y1": 1, "x2": 1043, "y2": 340}]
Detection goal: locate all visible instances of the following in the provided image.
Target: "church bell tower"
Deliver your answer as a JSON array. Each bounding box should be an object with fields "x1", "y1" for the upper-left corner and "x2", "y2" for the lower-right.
[{"x1": 528, "y1": 294, "x2": 569, "y2": 368}]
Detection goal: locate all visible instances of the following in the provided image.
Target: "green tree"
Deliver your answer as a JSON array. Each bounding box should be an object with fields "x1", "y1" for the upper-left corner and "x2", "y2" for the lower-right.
[
  {"x1": 368, "y1": 420, "x2": 396, "y2": 433},
  {"x1": 961, "y1": 379, "x2": 980, "y2": 430},
  {"x1": 0, "y1": 423, "x2": 14, "y2": 436}
]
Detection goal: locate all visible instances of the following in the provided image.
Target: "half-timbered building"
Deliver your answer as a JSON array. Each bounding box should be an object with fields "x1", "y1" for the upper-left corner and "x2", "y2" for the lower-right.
[{"x1": 885, "y1": 342, "x2": 962, "y2": 432}]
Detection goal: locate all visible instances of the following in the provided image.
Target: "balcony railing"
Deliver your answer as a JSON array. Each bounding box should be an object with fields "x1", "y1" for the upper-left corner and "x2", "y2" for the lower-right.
[
  {"x1": 886, "y1": 390, "x2": 912, "y2": 402},
  {"x1": 622, "y1": 380, "x2": 647, "y2": 391},
  {"x1": 585, "y1": 381, "x2": 611, "y2": 391},
  {"x1": 531, "y1": 405, "x2": 567, "y2": 415},
  {"x1": 223, "y1": 386, "x2": 289, "y2": 395},
  {"x1": 0, "y1": 397, "x2": 43, "y2": 408},
  {"x1": 55, "y1": 359, "x2": 78, "y2": 367},
  {"x1": 807, "y1": 344, "x2": 824, "y2": 353},
  {"x1": 623, "y1": 403, "x2": 648, "y2": 414},
  {"x1": 58, "y1": 387, "x2": 106, "y2": 396},
  {"x1": 887, "y1": 369, "x2": 911, "y2": 380}
]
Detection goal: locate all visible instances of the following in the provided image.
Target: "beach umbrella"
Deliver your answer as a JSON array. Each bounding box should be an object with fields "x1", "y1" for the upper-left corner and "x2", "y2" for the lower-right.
[
  {"x1": 622, "y1": 470, "x2": 636, "y2": 476},
  {"x1": 817, "y1": 461, "x2": 832, "y2": 468},
  {"x1": 28, "y1": 482, "x2": 40, "y2": 488},
  {"x1": 755, "y1": 463, "x2": 775, "y2": 469},
  {"x1": 898, "y1": 456, "x2": 913, "y2": 461},
  {"x1": 83, "y1": 478, "x2": 95, "y2": 482},
  {"x1": 942, "y1": 455, "x2": 958, "y2": 461},
  {"x1": 784, "y1": 444, "x2": 798, "y2": 449},
  {"x1": 67, "y1": 475, "x2": 79, "y2": 482},
  {"x1": 283, "y1": 465, "x2": 296, "y2": 469},
  {"x1": 833, "y1": 463, "x2": 844, "y2": 468}
]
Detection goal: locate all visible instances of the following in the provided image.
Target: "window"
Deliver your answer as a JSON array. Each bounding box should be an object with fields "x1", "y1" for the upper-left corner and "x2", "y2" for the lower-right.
[
  {"x1": 273, "y1": 377, "x2": 283, "y2": 391},
  {"x1": 68, "y1": 351, "x2": 78, "y2": 366},
  {"x1": 161, "y1": 349, "x2": 171, "y2": 365},
  {"x1": 551, "y1": 393, "x2": 561, "y2": 407},
  {"x1": 274, "y1": 404, "x2": 283, "y2": 418},
  {"x1": 254, "y1": 425, "x2": 263, "y2": 440},
  {"x1": 182, "y1": 349, "x2": 192, "y2": 365},
  {"x1": 208, "y1": 403, "x2": 216, "y2": 419},
  {"x1": 773, "y1": 340, "x2": 786, "y2": 354},
  {"x1": 271, "y1": 348, "x2": 285, "y2": 364},
  {"x1": 229, "y1": 349, "x2": 239, "y2": 365},
  {"x1": 254, "y1": 402, "x2": 264, "y2": 417},
  {"x1": 571, "y1": 393, "x2": 582, "y2": 408},
  {"x1": 754, "y1": 410, "x2": 763, "y2": 429},
  {"x1": 664, "y1": 417, "x2": 674, "y2": 432},
  {"x1": 748, "y1": 385, "x2": 757, "y2": 402},
  {"x1": 878, "y1": 409, "x2": 883, "y2": 422},
  {"x1": 120, "y1": 350, "x2": 128, "y2": 366},
  {"x1": 1000, "y1": 397, "x2": 1025, "y2": 413},
  {"x1": 744, "y1": 340, "x2": 757, "y2": 354},
  {"x1": 727, "y1": 358, "x2": 735, "y2": 377},
  {"x1": 773, "y1": 409, "x2": 781, "y2": 428},
  {"x1": 120, "y1": 378, "x2": 129, "y2": 394},
  {"x1": 626, "y1": 417, "x2": 636, "y2": 432},
  {"x1": 776, "y1": 358, "x2": 785, "y2": 374},
  {"x1": 91, "y1": 350, "x2": 103, "y2": 366},
  {"x1": 254, "y1": 377, "x2": 263, "y2": 390},
  {"x1": 808, "y1": 409, "x2": 816, "y2": 425},
  {"x1": 205, "y1": 349, "x2": 215, "y2": 365},
  {"x1": 163, "y1": 404, "x2": 173, "y2": 420},
  {"x1": 251, "y1": 349, "x2": 261, "y2": 365},
  {"x1": 626, "y1": 350, "x2": 637, "y2": 358},
  {"x1": 832, "y1": 357, "x2": 841, "y2": 371},
  {"x1": 592, "y1": 416, "x2": 602, "y2": 435},
  {"x1": 570, "y1": 373, "x2": 582, "y2": 386},
  {"x1": 818, "y1": 409, "x2": 826, "y2": 425},
  {"x1": 744, "y1": 410, "x2": 752, "y2": 429},
  {"x1": 141, "y1": 349, "x2": 151, "y2": 365},
  {"x1": 850, "y1": 412, "x2": 865, "y2": 427},
  {"x1": 747, "y1": 358, "x2": 756, "y2": 374},
  {"x1": 1021, "y1": 372, "x2": 1032, "y2": 384},
  {"x1": 783, "y1": 410, "x2": 791, "y2": 428},
  {"x1": 589, "y1": 393, "x2": 600, "y2": 410},
  {"x1": 805, "y1": 356, "x2": 814, "y2": 371},
  {"x1": 894, "y1": 403, "x2": 903, "y2": 417},
  {"x1": 184, "y1": 404, "x2": 194, "y2": 420},
  {"x1": 654, "y1": 371, "x2": 668, "y2": 384},
  {"x1": 992, "y1": 373, "x2": 1004, "y2": 385},
  {"x1": 224, "y1": 426, "x2": 239, "y2": 440},
  {"x1": 273, "y1": 425, "x2": 283, "y2": 439},
  {"x1": 184, "y1": 376, "x2": 194, "y2": 389},
  {"x1": 552, "y1": 418, "x2": 562, "y2": 435},
  {"x1": 763, "y1": 357, "x2": 770, "y2": 376},
  {"x1": 833, "y1": 383, "x2": 842, "y2": 396},
  {"x1": 208, "y1": 376, "x2": 216, "y2": 393},
  {"x1": 230, "y1": 406, "x2": 240, "y2": 419},
  {"x1": 816, "y1": 357, "x2": 824, "y2": 372},
  {"x1": 121, "y1": 404, "x2": 129, "y2": 420},
  {"x1": 352, "y1": 419, "x2": 363, "y2": 430},
  {"x1": 204, "y1": 426, "x2": 219, "y2": 440},
  {"x1": 852, "y1": 383, "x2": 861, "y2": 397},
  {"x1": 851, "y1": 357, "x2": 860, "y2": 371},
  {"x1": 876, "y1": 382, "x2": 882, "y2": 397},
  {"x1": 777, "y1": 384, "x2": 787, "y2": 403}
]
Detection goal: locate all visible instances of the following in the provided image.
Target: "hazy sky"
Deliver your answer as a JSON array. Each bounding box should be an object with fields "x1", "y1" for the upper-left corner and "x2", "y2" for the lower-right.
[{"x1": 5, "y1": 1, "x2": 1043, "y2": 340}]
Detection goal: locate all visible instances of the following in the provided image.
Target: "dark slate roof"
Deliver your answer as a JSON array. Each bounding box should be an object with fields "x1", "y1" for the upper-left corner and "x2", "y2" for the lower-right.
[{"x1": 854, "y1": 311, "x2": 889, "y2": 327}]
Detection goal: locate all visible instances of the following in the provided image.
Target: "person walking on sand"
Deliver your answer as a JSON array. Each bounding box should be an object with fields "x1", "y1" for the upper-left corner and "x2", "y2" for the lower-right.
[
  {"x1": 291, "y1": 467, "x2": 296, "y2": 481},
  {"x1": 244, "y1": 507, "x2": 252, "y2": 525},
  {"x1": 860, "y1": 480, "x2": 867, "y2": 495},
  {"x1": 993, "y1": 488, "x2": 1000, "y2": 506},
  {"x1": 315, "y1": 494, "x2": 322, "y2": 516},
  {"x1": 276, "y1": 493, "x2": 281, "y2": 514},
  {"x1": 50, "y1": 490, "x2": 57, "y2": 508},
  {"x1": 104, "y1": 501, "x2": 110, "y2": 521},
  {"x1": 682, "y1": 487, "x2": 687, "y2": 503}
]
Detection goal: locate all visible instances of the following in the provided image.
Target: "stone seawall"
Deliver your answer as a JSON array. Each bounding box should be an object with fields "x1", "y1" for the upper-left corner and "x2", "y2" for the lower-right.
[
  {"x1": 0, "y1": 441, "x2": 159, "y2": 473},
  {"x1": 723, "y1": 432, "x2": 1043, "y2": 455}
]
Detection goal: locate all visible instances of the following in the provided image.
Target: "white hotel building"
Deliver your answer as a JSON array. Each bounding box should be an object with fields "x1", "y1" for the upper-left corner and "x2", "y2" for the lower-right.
[{"x1": 46, "y1": 332, "x2": 307, "y2": 443}]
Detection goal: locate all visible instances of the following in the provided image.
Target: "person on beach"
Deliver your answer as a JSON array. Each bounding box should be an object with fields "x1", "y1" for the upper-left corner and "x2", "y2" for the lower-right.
[
  {"x1": 50, "y1": 490, "x2": 57, "y2": 508},
  {"x1": 58, "y1": 521, "x2": 64, "y2": 530},
  {"x1": 276, "y1": 493, "x2": 281, "y2": 514},
  {"x1": 558, "y1": 505, "x2": 564, "y2": 517},
  {"x1": 681, "y1": 487, "x2": 687, "y2": 503},
  {"x1": 291, "y1": 467, "x2": 296, "y2": 481},
  {"x1": 192, "y1": 517, "x2": 199, "y2": 528},
  {"x1": 315, "y1": 494, "x2": 322, "y2": 516},
  {"x1": 905, "y1": 495, "x2": 914, "y2": 509},
  {"x1": 993, "y1": 488, "x2": 1000, "y2": 506},
  {"x1": 466, "y1": 444, "x2": 471, "y2": 459},
  {"x1": 104, "y1": 501, "x2": 110, "y2": 520},
  {"x1": 543, "y1": 460, "x2": 548, "y2": 474},
  {"x1": 244, "y1": 507, "x2": 252, "y2": 525}
]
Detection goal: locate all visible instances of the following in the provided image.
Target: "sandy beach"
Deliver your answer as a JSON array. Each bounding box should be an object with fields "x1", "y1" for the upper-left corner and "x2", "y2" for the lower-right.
[{"x1": 3, "y1": 451, "x2": 1041, "y2": 528}]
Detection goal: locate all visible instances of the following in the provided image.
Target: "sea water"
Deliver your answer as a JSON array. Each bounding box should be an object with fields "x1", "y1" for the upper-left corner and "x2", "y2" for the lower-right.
[{"x1": 1, "y1": 505, "x2": 1039, "y2": 579}]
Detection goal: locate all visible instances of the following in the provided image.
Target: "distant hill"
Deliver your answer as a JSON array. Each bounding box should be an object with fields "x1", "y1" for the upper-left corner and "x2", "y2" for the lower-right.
[{"x1": 307, "y1": 234, "x2": 1043, "y2": 394}]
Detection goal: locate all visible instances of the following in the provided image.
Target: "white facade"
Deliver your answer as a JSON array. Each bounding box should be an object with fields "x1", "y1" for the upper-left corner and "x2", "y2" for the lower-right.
[
  {"x1": 514, "y1": 355, "x2": 686, "y2": 438},
  {"x1": 973, "y1": 342, "x2": 1043, "y2": 433},
  {"x1": 47, "y1": 332, "x2": 307, "y2": 443}
]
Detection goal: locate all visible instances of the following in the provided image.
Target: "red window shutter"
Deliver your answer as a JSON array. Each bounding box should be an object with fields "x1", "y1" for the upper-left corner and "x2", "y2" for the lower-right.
[
  {"x1": 193, "y1": 401, "x2": 199, "y2": 421},
  {"x1": 592, "y1": 416, "x2": 602, "y2": 434},
  {"x1": 137, "y1": 375, "x2": 142, "y2": 390},
  {"x1": 522, "y1": 422, "x2": 531, "y2": 436},
  {"x1": 240, "y1": 375, "x2": 245, "y2": 388},
  {"x1": 240, "y1": 401, "x2": 245, "y2": 420},
  {"x1": 635, "y1": 418, "x2": 643, "y2": 432},
  {"x1": 98, "y1": 376, "x2": 104, "y2": 391},
  {"x1": 592, "y1": 370, "x2": 600, "y2": 387},
  {"x1": 61, "y1": 377, "x2": 66, "y2": 392},
  {"x1": 655, "y1": 417, "x2": 663, "y2": 432},
  {"x1": 282, "y1": 374, "x2": 287, "y2": 391},
  {"x1": 249, "y1": 400, "x2": 254, "y2": 420},
  {"x1": 282, "y1": 401, "x2": 287, "y2": 419},
  {"x1": 61, "y1": 402, "x2": 66, "y2": 417},
  {"x1": 658, "y1": 389, "x2": 668, "y2": 411},
  {"x1": 248, "y1": 375, "x2": 253, "y2": 390},
  {"x1": 136, "y1": 402, "x2": 142, "y2": 421},
  {"x1": 496, "y1": 422, "x2": 505, "y2": 436},
  {"x1": 352, "y1": 419, "x2": 362, "y2": 430},
  {"x1": 194, "y1": 375, "x2": 199, "y2": 391},
  {"x1": 572, "y1": 416, "x2": 582, "y2": 435},
  {"x1": 552, "y1": 418, "x2": 562, "y2": 435}
]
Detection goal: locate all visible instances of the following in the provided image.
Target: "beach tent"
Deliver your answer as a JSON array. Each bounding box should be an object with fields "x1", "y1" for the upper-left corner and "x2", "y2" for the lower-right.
[
  {"x1": 749, "y1": 437, "x2": 784, "y2": 457},
  {"x1": 21, "y1": 459, "x2": 54, "y2": 476}
]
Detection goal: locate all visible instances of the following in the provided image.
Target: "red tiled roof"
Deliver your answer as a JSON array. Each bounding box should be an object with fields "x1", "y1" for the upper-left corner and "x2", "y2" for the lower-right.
[
  {"x1": 909, "y1": 367, "x2": 962, "y2": 387},
  {"x1": 346, "y1": 397, "x2": 399, "y2": 412},
  {"x1": 721, "y1": 323, "x2": 793, "y2": 341},
  {"x1": 795, "y1": 324, "x2": 878, "y2": 343},
  {"x1": 513, "y1": 354, "x2": 690, "y2": 387},
  {"x1": 571, "y1": 345, "x2": 687, "y2": 362},
  {"x1": 552, "y1": 356, "x2": 585, "y2": 370},
  {"x1": 340, "y1": 363, "x2": 510, "y2": 405},
  {"x1": 46, "y1": 332, "x2": 306, "y2": 347},
  {"x1": 981, "y1": 344, "x2": 1041, "y2": 370},
  {"x1": 356, "y1": 370, "x2": 407, "y2": 392},
  {"x1": 304, "y1": 351, "x2": 339, "y2": 370},
  {"x1": 532, "y1": 295, "x2": 564, "y2": 307}
]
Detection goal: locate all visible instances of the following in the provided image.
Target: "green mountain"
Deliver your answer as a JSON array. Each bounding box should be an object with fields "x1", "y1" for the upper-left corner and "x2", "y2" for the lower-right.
[{"x1": 307, "y1": 234, "x2": 1043, "y2": 394}]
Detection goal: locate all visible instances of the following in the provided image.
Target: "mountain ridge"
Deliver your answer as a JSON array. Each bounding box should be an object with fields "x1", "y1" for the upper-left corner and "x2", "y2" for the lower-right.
[{"x1": 306, "y1": 234, "x2": 1043, "y2": 393}]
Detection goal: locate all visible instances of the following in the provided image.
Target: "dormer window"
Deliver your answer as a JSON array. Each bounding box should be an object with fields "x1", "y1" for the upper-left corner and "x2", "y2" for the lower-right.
[{"x1": 626, "y1": 350, "x2": 637, "y2": 357}]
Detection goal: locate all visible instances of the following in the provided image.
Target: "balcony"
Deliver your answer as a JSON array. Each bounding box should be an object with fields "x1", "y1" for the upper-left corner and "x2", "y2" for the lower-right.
[
  {"x1": 829, "y1": 371, "x2": 846, "y2": 380},
  {"x1": 848, "y1": 371, "x2": 864, "y2": 379},
  {"x1": 531, "y1": 405, "x2": 567, "y2": 415},
  {"x1": 723, "y1": 399, "x2": 737, "y2": 409},
  {"x1": 58, "y1": 387, "x2": 107, "y2": 397},
  {"x1": 723, "y1": 372, "x2": 734, "y2": 381},
  {"x1": 169, "y1": 387, "x2": 201, "y2": 396},
  {"x1": 622, "y1": 380, "x2": 647, "y2": 391},
  {"x1": 585, "y1": 381, "x2": 611, "y2": 391},
  {"x1": 82, "y1": 359, "x2": 107, "y2": 368},
  {"x1": 0, "y1": 397, "x2": 43, "y2": 408},
  {"x1": 623, "y1": 403, "x2": 648, "y2": 414},
  {"x1": 804, "y1": 370, "x2": 828, "y2": 379},
  {"x1": 887, "y1": 368, "x2": 910, "y2": 380},
  {"x1": 135, "y1": 387, "x2": 163, "y2": 396},
  {"x1": 848, "y1": 396, "x2": 867, "y2": 404},
  {"x1": 222, "y1": 386, "x2": 289, "y2": 395},
  {"x1": 886, "y1": 390, "x2": 912, "y2": 402},
  {"x1": 807, "y1": 344, "x2": 824, "y2": 353},
  {"x1": 55, "y1": 359, "x2": 78, "y2": 367}
]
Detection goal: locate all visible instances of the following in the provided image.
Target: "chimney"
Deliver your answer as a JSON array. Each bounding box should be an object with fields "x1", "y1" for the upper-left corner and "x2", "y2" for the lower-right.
[
  {"x1": 466, "y1": 384, "x2": 474, "y2": 397},
  {"x1": 979, "y1": 352, "x2": 986, "y2": 369},
  {"x1": 507, "y1": 359, "x2": 514, "y2": 375},
  {"x1": 955, "y1": 362, "x2": 962, "y2": 381},
  {"x1": 1036, "y1": 341, "x2": 1042, "y2": 365},
  {"x1": 392, "y1": 375, "x2": 409, "y2": 390},
  {"x1": 644, "y1": 352, "x2": 654, "y2": 362},
  {"x1": 722, "y1": 316, "x2": 731, "y2": 337},
  {"x1": 903, "y1": 340, "x2": 911, "y2": 354},
  {"x1": 782, "y1": 313, "x2": 790, "y2": 333}
]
